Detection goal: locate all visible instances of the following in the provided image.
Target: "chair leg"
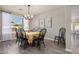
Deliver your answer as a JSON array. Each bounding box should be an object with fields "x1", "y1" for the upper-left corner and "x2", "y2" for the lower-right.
[
  {"x1": 16, "y1": 38, "x2": 20, "y2": 46},
  {"x1": 37, "y1": 39, "x2": 41, "y2": 50},
  {"x1": 58, "y1": 40, "x2": 59, "y2": 44},
  {"x1": 54, "y1": 36, "x2": 57, "y2": 43},
  {"x1": 54, "y1": 40, "x2": 55, "y2": 43},
  {"x1": 58, "y1": 38, "x2": 61, "y2": 45},
  {"x1": 38, "y1": 45, "x2": 41, "y2": 50},
  {"x1": 43, "y1": 41, "x2": 45, "y2": 48}
]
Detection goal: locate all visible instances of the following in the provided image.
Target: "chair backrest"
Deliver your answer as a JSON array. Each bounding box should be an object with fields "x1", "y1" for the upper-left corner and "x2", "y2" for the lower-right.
[
  {"x1": 59, "y1": 27, "x2": 66, "y2": 38},
  {"x1": 40, "y1": 28, "x2": 47, "y2": 37},
  {"x1": 20, "y1": 29, "x2": 27, "y2": 39},
  {"x1": 15, "y1": 28, "x2": 18, "y2": 39},
  {"x1": 17, "y1": 28, "x2": 22, "y2": 38},
  {"x1": 15, "y1": 28, "x2": 26, "y2": 38},
  {"x1": 20, "y1": 28, "x2": 25, "y2": 32}
]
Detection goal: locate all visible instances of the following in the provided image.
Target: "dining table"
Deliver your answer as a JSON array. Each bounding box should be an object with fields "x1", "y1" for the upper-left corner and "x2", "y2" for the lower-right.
[{"x1": 22, "y1": 31, "x2": 42, "y2": 45}]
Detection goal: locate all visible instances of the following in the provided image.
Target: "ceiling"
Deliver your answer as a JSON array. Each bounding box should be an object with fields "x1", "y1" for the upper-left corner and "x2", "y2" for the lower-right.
[
  {"x1": 0, "y1": 5, "x2": 64, "y2": 16},
  {"x1": 72, "y1": 6, "x2": 79, "y2": 20},
  {"x1": 71, "y1": 5, "x2": 79, "y2": 23}
]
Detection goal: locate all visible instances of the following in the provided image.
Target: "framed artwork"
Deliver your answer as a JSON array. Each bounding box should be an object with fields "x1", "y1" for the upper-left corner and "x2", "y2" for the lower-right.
[
  {"x1": 39, "y1": 19, "x2": 45, "y2": 28},
  {"x1": 45, "y1": 17, "x2": 52, "y2": 28}
]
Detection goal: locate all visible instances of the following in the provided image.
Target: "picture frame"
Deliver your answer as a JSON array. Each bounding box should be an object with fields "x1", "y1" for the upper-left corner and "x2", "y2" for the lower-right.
[
  {"x1": 39, "y1": 18, "x2": 45, "y2": 28},
  {"x1": 45, "y1": 16, "x2": 52, "y2": 28}
]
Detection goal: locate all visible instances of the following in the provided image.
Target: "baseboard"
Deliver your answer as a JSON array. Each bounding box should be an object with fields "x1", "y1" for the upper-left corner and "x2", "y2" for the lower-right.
[
  {"x1": 44, "y1": 37, "x2": 54, "y2": 41},
  {"x1": 0, "y1": 39, "x2": 15, "y2": 42},
  {"x1": 65, "y1": 48, "x2": 72, "y2": 53}
]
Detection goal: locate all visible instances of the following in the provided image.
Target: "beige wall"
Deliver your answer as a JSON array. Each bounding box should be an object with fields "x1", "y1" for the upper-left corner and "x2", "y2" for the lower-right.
[
  {"x1": 0, "y1": 11, "x2": 2, "y2": 40},
  {"x1": 30, "y1": 6, "x2": 72, "y2": 52},
  {"x1": 30, "y1": 7, "x2": 65, "y2": 40}
]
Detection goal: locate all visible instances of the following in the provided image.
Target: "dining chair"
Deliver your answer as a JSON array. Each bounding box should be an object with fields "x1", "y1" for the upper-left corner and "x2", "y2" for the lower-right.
[
  {"x1": 20, "y1": 29, "x2": 28, "y2": 49},
  {"x1": 39, "y1": 28, "x2": 47, "y2": 47},
  {"x1": 33, "y1": 28, "x2": 47, "y2": 50},
  {"x1": 15, "y1": 28, "x2": 21, "y2": 44},
  {"x1": 54, "y1": 27, "x2": 66, "y2": 46}
]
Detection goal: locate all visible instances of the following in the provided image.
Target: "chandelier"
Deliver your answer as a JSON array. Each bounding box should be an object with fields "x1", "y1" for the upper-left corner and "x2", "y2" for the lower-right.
[{"x1": 24, "y1": 5, "x2": 33, "y2": 20}]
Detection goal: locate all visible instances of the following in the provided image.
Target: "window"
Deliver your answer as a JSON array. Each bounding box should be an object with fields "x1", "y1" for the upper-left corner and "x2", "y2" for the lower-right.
[{"x1": 23, "y1": 18, "x2": 29, "y2": 31}]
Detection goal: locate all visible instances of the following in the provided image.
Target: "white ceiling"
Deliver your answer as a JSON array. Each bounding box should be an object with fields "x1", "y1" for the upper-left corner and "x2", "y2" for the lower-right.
[{"x1": 0, "y1": 5, "x2": 64, "y2": 16}]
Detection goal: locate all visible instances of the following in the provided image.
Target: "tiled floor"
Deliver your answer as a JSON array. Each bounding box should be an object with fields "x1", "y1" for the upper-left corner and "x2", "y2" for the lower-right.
[{"x1": 0, "y1": 39, "x2": 71, "y2": 54}]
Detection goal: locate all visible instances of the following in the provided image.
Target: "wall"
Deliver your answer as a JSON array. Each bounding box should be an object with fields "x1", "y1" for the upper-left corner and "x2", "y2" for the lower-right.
[
  {"x1": 30, "y1": 6, "x2": 72, "y2": 52},
  {"x1": 30, "y1": 7, "x2": 65, "y2": 40},
  {"x1": 0, "y1": 11, "x2": 2, "y2": 40}
]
